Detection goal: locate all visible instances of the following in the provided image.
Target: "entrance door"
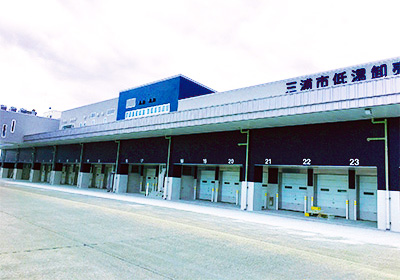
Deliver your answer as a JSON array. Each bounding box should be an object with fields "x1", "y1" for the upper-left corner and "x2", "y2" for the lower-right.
[
  {"x1": 359, "y1": 176, "x2": 377, "y2": 221},
  {"x1": 199, "y1": 170, "x2": 215, "y2": 200},
  {"x1": 220, "y1": 171, "x2": 240, "y2": 203},
  {"x1": 317, "y1": 174, "x2": 348, "y2": 217},
  {"x1": 281, "y1": 173, "x2": 308, "y2": 211}
]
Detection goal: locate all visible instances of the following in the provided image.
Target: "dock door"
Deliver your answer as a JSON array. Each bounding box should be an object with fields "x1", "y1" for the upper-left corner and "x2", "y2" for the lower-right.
[
  {"x1": 199, "y1": 170, "x2": 215, "y2": 200},
  {"x1": 281, "y1": 173, "x2": 308, "y2": 211},
  {"x1": 359, "y1": 175, "x2": 377, "y2": 221},
  {"x1": 220, "y1": 169, "x2": 241, "y2": 203},
  {"x1": 316, "y1": 174, "x2": 348, "y2": 217}
]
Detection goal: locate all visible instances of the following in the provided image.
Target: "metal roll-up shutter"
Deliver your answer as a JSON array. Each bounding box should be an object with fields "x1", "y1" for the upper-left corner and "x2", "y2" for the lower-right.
[
  {"x1": 317, "y1": 174, "x2": 348, "y2": 217},
  {"x1": 199, "y1": 170, "x2": 215, "y2": 200},
  {"x1": 281, "y1": 173, "x2": 308, "y2": 211},
  {"x1": 220, "y1": 171, "x2": 240, "y2": 203},
  {"x1": 359, "y1": 176, "x2": 377, "y2": 221}
]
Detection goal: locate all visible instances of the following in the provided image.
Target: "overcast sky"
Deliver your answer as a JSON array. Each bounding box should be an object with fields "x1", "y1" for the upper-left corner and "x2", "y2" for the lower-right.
[{"x1": 0, "y1": 0, "x2": 399, "y2": 115}]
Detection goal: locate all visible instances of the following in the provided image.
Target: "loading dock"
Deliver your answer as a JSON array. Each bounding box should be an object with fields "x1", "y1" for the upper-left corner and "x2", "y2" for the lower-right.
[
  {"x1": 61, "y1": 164, "x2": 79, "y2": 185},
  {"x1": 21, "y1": 164, "x2": 30, "y2": 180},
  {"x1": 40, "y1": 164, "x2": 52, "y2": 183},
  {"x1": 89, "y1": 164, "x2": 114, "y2": 189},
  {"x1": 66, "y1": 164, "x2": 79, "y2": 185},
  {"x1": 126, "y1": 164, "x2": 165, "y2": 196},
  {"x1": 143, "y1": 167, "x2": 157, "y2": 194}
]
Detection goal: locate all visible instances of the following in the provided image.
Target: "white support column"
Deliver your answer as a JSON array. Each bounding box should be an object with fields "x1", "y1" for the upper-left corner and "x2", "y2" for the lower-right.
[
  {"x1": 1, "y1": 168, "x2": 10, "y2": 178},
  {"x1": 13, "y1": 168, "x2": 22, "y2": 180},
  {"x1": 29, "y1": 169, "x2": 40, "y2": 182},
  {"x1": 114, "y1": 174, "x2": 128, "y2": 193},
  {"x1": 241, "y1": 182, "x2": 263, "y2": 211},
  {"x1": 304, "y1": 196, "x2": 307, "y2": 214},
  {"x1": 214, "y1": 181, "x2": 219, "y2": 203},
  {"x1": 50, "y1": 171, "x2": 62, "y2": 185},
  {"x1": 346, "y1": 200, "x2": 349, "y2": 220},
  {"x1": 275, "y1": 193, "x2": 279, "y2": 210},
  {"x1": 348, "y1": 188, "x2": 357, "y2": 221},
  {"x1": 240, "y1": 181, "x2": 248, "y2": 210},
  {"x1": 163, "y1": 177, "x2": 169, "y2": 199},
  {"x1": 353, "y1": 200, "x2": 357, "y2": 220},
  {"x1": 165, "y1": 177, "x2": 181, "y2": 200},
  {"x1": 390, "y1": 191, "x2": 400, "y2": 232},
  {"x1": 77, "y1": 172, "x2": 91, "y2": 188}
]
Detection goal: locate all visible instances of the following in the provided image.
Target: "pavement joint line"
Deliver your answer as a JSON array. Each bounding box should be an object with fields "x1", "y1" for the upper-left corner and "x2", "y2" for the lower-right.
[
  {"x1": 0, "y1": 244, "x2": 94, "y2": 256},
  {"x1": 82, "y1": 243, "x2": 175, "y2": 280},
  {"x1": 1, "y1": 184, "x2": 399, "y2": 278}
]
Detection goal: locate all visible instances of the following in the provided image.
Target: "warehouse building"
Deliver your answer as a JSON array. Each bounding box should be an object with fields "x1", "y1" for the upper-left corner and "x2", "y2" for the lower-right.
[{"x1": 1, "y1": 58, "x2": 400, "y2": 232}]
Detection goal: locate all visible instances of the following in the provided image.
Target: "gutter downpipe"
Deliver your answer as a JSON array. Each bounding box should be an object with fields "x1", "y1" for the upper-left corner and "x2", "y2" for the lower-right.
[
  {"x1": 367, "y1": 118, "x2": 390, "y2": 230},
  {"x1": 164, "y1": 136, "x2": 172, "y2": 199},
  {"x1": 114, "y1": 140, "x2": 121, "y2": 192},
  {"x1": 115, "y1": 140, "x2": 121, "y2": 174},
  {"x1": 52, "y1": 146, "x2": 56, "y2": 170},
  {"x1": 79, "y1": 143, "x2": 84, "y2": 169},
  {"x1": 238, "y1": 129, "x2": 249, "y2": 209}
]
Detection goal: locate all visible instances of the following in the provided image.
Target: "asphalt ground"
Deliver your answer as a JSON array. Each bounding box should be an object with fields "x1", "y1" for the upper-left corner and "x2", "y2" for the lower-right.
[{"x1": 1, "y1": 180, "x2": 400, "y2": 279}]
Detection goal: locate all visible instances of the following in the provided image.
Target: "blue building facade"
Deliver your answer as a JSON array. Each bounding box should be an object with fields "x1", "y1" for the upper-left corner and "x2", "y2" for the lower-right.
[{"x1": 117, "y1": 75, "x2": 214, "y2": 121}]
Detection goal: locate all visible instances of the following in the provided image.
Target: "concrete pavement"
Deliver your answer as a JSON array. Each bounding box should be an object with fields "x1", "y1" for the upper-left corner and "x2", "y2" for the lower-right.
[{"x1": 1, "y1": 179, "x2": 400, "y2": 279}]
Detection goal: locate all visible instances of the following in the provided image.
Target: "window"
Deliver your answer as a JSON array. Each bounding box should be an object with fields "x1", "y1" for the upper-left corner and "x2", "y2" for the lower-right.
[
  {"x1": 103, "y1": 118, "x2": 107, "y2": 123},
  {"x1": 62, "y1": 124, "x2": 74, "y2": 129},
  {"x1": 107, "y1": 108, "x2": 115, "y2": 115},
  {"x1": 126, "y1": 98, "x2": 136, "y2": 109},
  {"x1": 10, "y1": 119, "x2": 16, "y2": 133},
  {"x1": 70, "y1": 117, "x2": 77, "y2": 123},
  {"x1": 89, "y1": 112, "x2": 96, "y2": 118},
  {"x1": 1, "y1": 124, "x2": 6, "y2": 138}
]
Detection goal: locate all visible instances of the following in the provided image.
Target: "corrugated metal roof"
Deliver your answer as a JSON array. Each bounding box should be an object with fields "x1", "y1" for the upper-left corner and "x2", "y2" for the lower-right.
[{"x1": 22, "y1": 75, "x2": 400, "y2": 146}]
